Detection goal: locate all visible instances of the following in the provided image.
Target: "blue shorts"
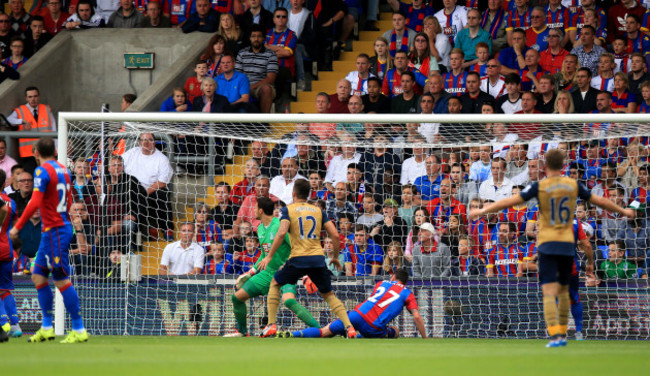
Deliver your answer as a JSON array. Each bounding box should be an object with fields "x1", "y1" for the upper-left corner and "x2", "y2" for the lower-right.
[
  {"x1": 0, "y1": 260, "x2": 13, "y2": 290},
  {"x1": 569, "y1": 274, "x2": 580, "y2": 305},
  {"x1": 538, "y1": 253, "x2": 573, "y2": 285},
  {"x1": 329, "y1": 310, "x2": 397, "y2": 338},
  {"x1": 33, "y1": 225, "x2": 74, "y2": 281},
  {"x1": 274, "y1": 256, "x2": 332, "y2": 294}
]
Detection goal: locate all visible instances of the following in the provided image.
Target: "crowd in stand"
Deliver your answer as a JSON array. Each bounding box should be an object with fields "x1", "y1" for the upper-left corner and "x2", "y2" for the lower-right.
[{"x1": 4, "y1": 0, "x2": 650, "y2": 282}]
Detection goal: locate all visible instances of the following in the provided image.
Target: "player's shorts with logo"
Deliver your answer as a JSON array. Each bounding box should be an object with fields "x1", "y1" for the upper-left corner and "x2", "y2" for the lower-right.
[
  {"x1": 274, "y1": 255, "x2": 332, "y2": 294},
  {"x1": 33, "y1": 225, "x2": 74, "y2": 281},
  {"x1": 538, "y1": 242, "x2": 575, "y2": 285}
]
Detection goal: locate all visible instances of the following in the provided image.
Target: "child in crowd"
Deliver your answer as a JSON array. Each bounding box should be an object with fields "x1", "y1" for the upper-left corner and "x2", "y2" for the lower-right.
[
  {"x1": 203, "y1": 242, "x2": 233, "y2": 275},
  {"x1": 467, "y1": 42, "x2": 490, "y2": 77},
  {"x1": 382, "y1": 241, "x2": 406, "y2": 276},
  {"x1": 184, "y1": 59, "x2": 208, "y2": 103}
]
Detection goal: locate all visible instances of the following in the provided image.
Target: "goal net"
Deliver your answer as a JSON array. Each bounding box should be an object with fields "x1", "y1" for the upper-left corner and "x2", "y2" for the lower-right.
[{"x1": 43, "y1": 112, "x2": 650, "y2": 339}]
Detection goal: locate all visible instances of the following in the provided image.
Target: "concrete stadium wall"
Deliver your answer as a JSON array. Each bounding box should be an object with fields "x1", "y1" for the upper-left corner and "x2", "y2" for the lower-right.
[{"x1": 0, "y1": 29, "x2": 211, "y2": 116}]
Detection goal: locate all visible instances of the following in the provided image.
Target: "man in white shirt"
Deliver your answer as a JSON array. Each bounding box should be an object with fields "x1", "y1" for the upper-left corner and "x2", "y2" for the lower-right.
[
  {"x1": 159, "y1": 222, "x2": 205, "y2": 275},
  {"x1": 479, "y1": 158, "x2": 515, "y2": 201},
  {"x1": 480, "y1": 59, "x2": 507, "y2": 99},
  {"x1": 288, "y1": 0, "x2": 311, "y2": 90},
  {"x1": 344, "y1": 53, "x2": 376, "y2": 96},
  {"x1": 324, "y1": 133, "x2": 361, "y2": 191},
  {"x1": 122, "y1": 132, "x2": 174, "y2": 240},
  {"x1": 269, "y1": 157, "x2": 306, "y2": 204},
  {"x1": 400, "y1": 134, "x2": 428, "y2": 185}
]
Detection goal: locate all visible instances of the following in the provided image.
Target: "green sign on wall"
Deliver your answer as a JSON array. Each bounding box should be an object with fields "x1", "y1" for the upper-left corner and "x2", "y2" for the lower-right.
[{"x1": 124, "y1": 53, "x2": 154, "y2": 69}]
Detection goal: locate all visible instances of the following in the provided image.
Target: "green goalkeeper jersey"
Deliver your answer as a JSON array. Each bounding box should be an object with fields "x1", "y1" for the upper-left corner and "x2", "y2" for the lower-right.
[{"x1": 254, "y1": 217, "x2": 291, "y2": 274}]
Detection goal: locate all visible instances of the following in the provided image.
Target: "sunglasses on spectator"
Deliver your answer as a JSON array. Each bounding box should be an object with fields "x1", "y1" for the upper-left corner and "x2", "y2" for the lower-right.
[
  {"x1": 487, "y1": 65, "x2": 499, "y2": 68},
  {"x1": 275, "y1": 15, "x2": 287, "y2": 18},
  {"x1": 0, "y1": 20, "x2": 10, "y2": 23}
]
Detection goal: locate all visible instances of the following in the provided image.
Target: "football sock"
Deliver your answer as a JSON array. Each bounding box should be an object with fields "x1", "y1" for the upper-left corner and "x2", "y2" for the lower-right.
[
  {"x1": 571, "y1": 301, "x2": 584, "y2": 333},
  {"x1": 324, "y1": 295, "x2": 352, "y2": 328},
  {"x1": 292, "y1": 328, "x2": 322, "y2": 338},
  {"x1": 2, "y1": 292, "x2": 19, "y2": 325},
  {"x1": 36, "y1": 283, "x2": 54, "y2": 329},
  {"x1": 543, "y1": 295, "x2": 560, "y2": 337},
  {"x1": 0, "y1": 293, "x2": 8, "y2": 327},
  {"x1": 59, "y1": 283, "x2": 84, "y2": 331},
  {"x1": 558, "y1": 292, "x2": 570, "y2": 336},
  {"x1": 231, "y1": 294, "x2": 248, "y2": 334},
  {"x1": 284, "y1": 299, "x2": 319, "y2": 328},
  {"x1": 267, "y1": 284, "x2": 281, "y2": 325}
]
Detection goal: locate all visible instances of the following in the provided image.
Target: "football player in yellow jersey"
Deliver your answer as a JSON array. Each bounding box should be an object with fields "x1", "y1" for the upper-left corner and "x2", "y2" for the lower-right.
[
  {"x1": 469, "y1": 149, "x2": 635, "y2": 348},
  {"x1": 257, "y1": 179, "x2": 356, "y2": 339}
]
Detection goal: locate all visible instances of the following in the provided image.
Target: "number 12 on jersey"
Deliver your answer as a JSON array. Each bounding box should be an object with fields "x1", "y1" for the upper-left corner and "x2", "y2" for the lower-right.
[{"x1": 298, "y1": 215, "x2": 317, "y2": 239}]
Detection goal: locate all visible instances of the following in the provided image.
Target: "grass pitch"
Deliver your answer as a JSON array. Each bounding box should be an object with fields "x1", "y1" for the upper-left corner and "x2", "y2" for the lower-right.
[{"x1": 3, "y1": 336, "x2": 649, "y2": 376}]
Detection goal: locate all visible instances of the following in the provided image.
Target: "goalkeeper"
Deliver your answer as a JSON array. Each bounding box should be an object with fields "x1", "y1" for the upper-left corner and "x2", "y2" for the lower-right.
[{"x1": 226, "y1": 197, "x2": 319, "y2": 337}]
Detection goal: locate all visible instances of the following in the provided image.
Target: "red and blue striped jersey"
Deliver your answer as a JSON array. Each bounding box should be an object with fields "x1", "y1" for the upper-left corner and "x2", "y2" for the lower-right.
[
  {"x1": 525, "y1": 26, "x2": 550, "y2": 53},
  {"x1": 134, "y1": 0, "x2": 150, "y2": 13},
  {"x1": 639, "y1": 101, "x2": 650, "y2": 114},
  {"x1": 487, "y1": 243, "x2": 521, "y2": 277},
  {"x1": 354, "y1": 280, "x2": 418, "y2": 329},
  {"x1": 266, "y1": 28, "x2": 298, "y2": 75},
  {"x1": 499, "y1": 205, "x2": 528, "y2": 237},
  {"x1": 631, "y1": 187, "x2": 649, "y2": 204},
  {"x1": 164, "y1": 0, "x2": 194, "y2": 25},
  {"x1": 234, "y1": 248, "x2": 261, "y2": 274},
  {"x1": 626, "y1": 33, "x2": 650, "y2": 56},
  {"x1": 0, "y1": 193, "x2": 14, "y2": 261},
  {"x1": 600, "y1": 147, "x2": 625, "y2": 165},
  {"x1": 468, "y1": 217, "x2": 490, "y2": 258},
  {"x1": 612, "y1": 90, "x2": 637, "y2": 110},
  {"x1": 400, "y1": 3, "x2": 434, "y2": 32},
  {"x1": 570, "y1": 6, "x2": 606, "y2": 34},
  {"x1": 195, "y1": 221, "x2": 223, "y2": 250},
  {"x1": 428, "y1": 198, "x2": 467, "y2": 233},
  {"x1": 545, "y1": 5, "x2": 573, "y2": 30},
  {"x1": 505, "y1": 7, "x2": 532, "y2": 31},
  {"x1": 519, "y1": 65, "x2": 545, "y2": 91},
  {"x1": 12, "y1": 250, "x2": 29, "y2": 273},
  {"x1": 381, "y1": 67, "x2": 427, "y2": 97},
  {"x1": 443, "y1": 71, "x2": 468, "y2": 96},
  {"x1": 34, "y1": 160, "x2": 72, "y2": 231},
  {"x1": 469, "y1": 62, "x2": 488, "y2": 78},
  {"x1": 203, "y1": 253, "x2": 234, "y2": 274}
]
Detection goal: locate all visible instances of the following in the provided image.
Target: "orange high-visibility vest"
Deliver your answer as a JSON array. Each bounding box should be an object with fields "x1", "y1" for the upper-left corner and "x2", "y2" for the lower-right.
[{"x1": 15, "y1": 104, "x2": 54, "y2": 158}]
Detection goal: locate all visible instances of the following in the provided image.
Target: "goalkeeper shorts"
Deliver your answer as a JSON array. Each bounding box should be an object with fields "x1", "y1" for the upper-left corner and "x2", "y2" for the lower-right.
[{"x1": 242, "y1": 271, "x2": 297, "y2": 297}]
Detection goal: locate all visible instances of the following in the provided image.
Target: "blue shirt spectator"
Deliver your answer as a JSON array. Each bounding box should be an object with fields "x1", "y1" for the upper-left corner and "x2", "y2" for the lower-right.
[
  {"x1": 343, "y1": 235, "x2": 383, "y2": 276},
  {"x1": 216, "y1": 70, "x2": 251, "y2": 104},
  {"x1": 160, "y1": 89, "x2": 192, "y2": 112},
  {"x1": 414, "y1": 173, "x2": 444, "y2": 202}
]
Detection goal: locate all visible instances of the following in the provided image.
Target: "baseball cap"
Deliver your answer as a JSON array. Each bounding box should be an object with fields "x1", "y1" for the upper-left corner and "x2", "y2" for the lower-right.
[
  {"x1": 383, "y1": 198, "x2": 399, "y2": 208},
  {"x1": 419, "y1": 222, "x2": 436, "y2": 234}
]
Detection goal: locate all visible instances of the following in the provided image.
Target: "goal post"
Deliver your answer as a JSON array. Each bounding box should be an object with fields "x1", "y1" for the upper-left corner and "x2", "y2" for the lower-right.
[{"x1": 52, "y1": 111, "x2": 650, "y2": 339}]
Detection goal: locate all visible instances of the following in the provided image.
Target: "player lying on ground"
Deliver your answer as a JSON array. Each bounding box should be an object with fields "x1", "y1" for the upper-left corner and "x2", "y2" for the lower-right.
[
  {"x1": 281, "y1": 268, "x2": 427, "y2": 338},
  {"x1": 257, "y1": 179, "x2": 356, "y2": 338},
  {"x1": 469, "y1": 149, "x2": 634, "y2": 348},
  {"x1": 227, "y1": 197, "x2": 319, "y2": 337},
  {"x1": 0, "y1": 192, "x2": 10, "y2": 343},
  {"x1": 9, "y1": 138, "x2": 89, "y2": 344}
]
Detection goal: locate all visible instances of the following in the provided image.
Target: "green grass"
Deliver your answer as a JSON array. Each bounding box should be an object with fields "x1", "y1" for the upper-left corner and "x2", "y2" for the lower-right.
[{"x1": 3, "y1": 336, "x2": 649, "y2": 375}]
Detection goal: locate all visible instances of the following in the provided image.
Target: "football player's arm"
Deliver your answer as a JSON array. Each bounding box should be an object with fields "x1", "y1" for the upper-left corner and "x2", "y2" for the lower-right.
[
  {"x1": 411, "y1": 309, "x2": 427, "y2": 339},
  {"x1": 468, "y1": 194, "x2": 524, "y2": 220},
  {"x1": 257, "y1": 219, "x2": 290, "y2": 270},
  {"x1": 588, "y1": 194, "x2": 636, "y2": 219}
]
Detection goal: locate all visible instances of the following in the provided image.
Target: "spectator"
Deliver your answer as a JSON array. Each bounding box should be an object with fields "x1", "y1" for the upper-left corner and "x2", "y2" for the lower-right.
[
  {"x1": 414, "y1": 154, "x2": 444, "y2": 204},
  {"x1": 202, "y1": 34, "x2": 228, "y2": 79},
  {"x1": 184, "y1": 60, "x2": 209, "y2": 103},
  {"x1": 361, "y1": 76, "x2": 391, "y2": 114},
  {"x1": 399, "y1": 135, "x2": 427, "y2": 185},
  {"x1": 140, "y1": 0, "x2": 171, "y2": 27},
  {"x1": 218, "y1": 12, "x2": 245, "y2": 55},
  {"x1": 359, "y1": 132, "x2": 400, "y2": 192},
  {"x1": 465, "y1": 42, "x2": 489, "y2": 75},
  {"x1": 64, "y1": 0, "x2": 105, "y2": 29},
  {"x1": 499, "y1": 28, "x2": 528, "y2": 75},
  {"x1": 417, "y1": 93, "x2": 440, "y2": 142},
  {"x1": 108, "y1": 0, "x2": 144, "y2": 27},
  {"x1": 422, "y1": 15, "x2": 450, "y2": 69},
  {"x1": 2, "y1": 37, "x2": 27, "y2": 70},
  {"x1": 193, "y1": 203, "x2": 222, "y2": 252},
  {"x1": 408, "y1": 32, "x2": 439, "y2": 77},
  {"x1": 569, "y1": 0, "x2": 606, "y2": 48},
  {"x1": 469, "y1": 145, "x2": 492, "y2": 184},
  {"x1": 552, "y1": 53, "x2": 578, "y2": 92},
  {"x1": 519, "y1": 48, "x2": 544, "y2": 92},
  {"x1": 344, "y1": 224, "x2": 383, "y2": 276},
  {"x1": 618, "y1": 142, "x2": 643, "y2": 190},
  {"x1": 324, "y1": 236, "x2": 345, "y2": 277},
  {"x1": 0, "y1": 14, "x2": 15, "y2": 60},
  {"x1": 9, "y1": 171, "x2": 32, "y2": 216},
  {"x1": 459, "y1": 71, "x2": 492, "y2": 113},
  {"x1": 37, "y1": 0, "x2": 70, "y2": 35},
  {"x1": 539, "y1": 28, "x2": 568, "y2": 74},
  {"x1": 434, "y1": 0, "x2": 467, "y2": 45},
  {"x1": 591, "y1": 91, "x2": 614, "y2": 115},
  {"x1": 335, "y1": 95, "x2": 364, "y2": 135},
  {"x1": 443, "y1": 48, "x2": 468, "y2": 96},
  {"x1": 215, "y1": 53, "x2": 254, "y2": 112},
  {"x1": 357, "y1": 194, "x2": 383, "y2": 228},
  {"x1": 18, "y1": 208, "x2": 41, "y2": 260},
  {"x1": 607, "y1": 0, "x2": 646, "y2": 45},
  {"x1": 427, "y1": 72, "x2": 452, "y2": 114},
  {"x1": 0, "y1": 140, "x2": 17, "y2": 179},
  {"x1": 191, "y1": 77, "x2": 231, "y2": 112},
  {"x1": 611, "y1": 72, "x2": 637, "y2": 113},
  {"x1": 570, "y1": 25, "x2": 606, "y2": 77},
  {"x1": 202, "y1": 242, "x2": 233, "y2": 274},
  {"x1": 412, "y1": 222, "x2": 451, "y2": 278},
  {"x1": 486, "y1": 222, "x2": 520, "y2": 277},
  {"x1": 8, "y1": 0, "x2": 30, "y2": 39},
  {"x1": 591, "y1": 53, "x2": 615, "y2": 93},
  {"x1": 382, "y1": 50, "x2": 427, "y2": 98},
  {"x1": 265, "y1": 6, "x2": 297, "y2": 87},
  {"x1": 571, "y1": 67, "x2": 599, "y2": 113},
  {"x1": 628, "y1": 53, "x2": 649, "y2": 101},
  {"x1": 617, "y1": 214, "x2": 650, "y2": 270},
  {"x1": 455, "y1": 8, "x2": 491, "y2": 63},
  {"x1": 398, "y1": 184, "x2": 418, "y2": 229},
  {"x1": 345, "y1": 53, "x2": 375, "y2": 96},
  {"x1": 524, "y1": 7, "x2": 549, "y2": 51},
  {"x1": 159, "y1": 222, "x2": 205, "y2": 276},
  {"x1": 450, "y1": 162, "x2": 478, "y2": 206},
  {"x1": 7, "y1": 86, "x2": 56, "y2": 174},
  {"x1": 505, "y1": 0, "x2": 531, "y2": 44},
  {"x1": 387, "y1": 0, "x2": 432, "y2": 33},
  {"x1": 370, "y1": 198, "x2": 407, "y2": 249},
  {"x1": 122, "y1": 133, "x2": 174, "y2": 240},
  {"x1": 553, "y1": 90, "x2": 575, "y2": 114},
  {"x1": 382, "y1": 241, "x2": 407, "y2": 276},
  {"x1": 69, "y1": 201, "x2": 94, "y2": 276},
  {"x1": 505, "y1": 143, "x2": 528, "y2": 185},
  {"x1": 237, "y1": 0, "x2": 273, "y2": 41},
  {"x1": 230, "y1": 159, "x2": 260, "y2": 205},
  {"x1": 369, "y1": 37, "x2": 392, "y2": 81},
  {"x1": 451, "y1": 236, "x2": 484, "y2": 276},
  {"x1": 515, "y1": 91, "x2": 542, "y2": 116},
  {"x1": 234, "y1": 175, "x2": 276, "y2": 233},
  {"x1": 328, "y1": 79, "x2": 352, "y2": 113},
  {"x1": 391, "y1": 71, "x2": 420, "y2": 114},
  {"x1": 535, "y1": 74, "x2": 557, "y2": 113},
  {"x1": 480, "y1": 59, "x2": 506, "y2": 99},
  {"x1": 182, "y1": 0, "x2": 220, "y2": 33},
  {"x1": 96, "y1": 0, "x2": 120, "y2": 23},
  {"x1": 480, "y1": 0, "x2": 507, "y2": 54},
  {"x1": 4, "y1": 165, "x2": 23, "y2": 194},
  {"x1": 382, "y1": 10, "x2": 415, "y2": 58},
  {"x1": 23, "y1": 16, "x2": 52, "y2": 58},
  {"x1": 479, "y1": 158, "x2": 514, "y2": 202},
  {"x1": 159, "y1": 87, "x2": 191, "y2": 112},
  {"x1": 236, "y1": 24, "x2": 278, "y2": 113},
  {"x1": 404, "y1": 207, "x2": 429, "y2": 261},
  {"x1": 287, "y1": 0, "x2": 315, "y2": 91},
  {"x1": 325, "y1": 182, "x2": 357, "y2": 222},
  {"x1": 600, "y1": 186, "x2": 628, "y2": 243},
  {"x1": 269, "y1": 157, "x2": 306, "y2": 205},
  {"x1": 599, "y1": 240, "x2": 637, "y2": 280},
  {"x1": 209, "y1": 182, "x2": 239, "y2": 231}
]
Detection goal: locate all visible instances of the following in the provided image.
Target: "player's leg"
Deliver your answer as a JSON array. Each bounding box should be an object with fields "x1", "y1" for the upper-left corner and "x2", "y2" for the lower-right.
[
  {"x1": 556, "y1": 256, "x2": 574, "y2": 341},
  {"x1": 281, "y1": 284, "x2": 319, "y2": 328},
  {"x1": 0, "y1": 288, "x2": 8, "y2": 342},
  {"x1": 289, "y1": 319, "x2": 342, "y2": 338},
  {"x1": 569, "y1": 275, "x2": 584, "y2": 340},
  {"x1": 2, "y1": 291, "x2": 21, "y2": 337},
  {"x1": 262, "y1": 262, "x2": 303, "y2": 337},
  {"x1": 28, "y1": 240, "x2": 57, "y2": 343},
  {"x1": 229, "y1": 273, "x2": 269, "y2": 336},
  {"x1": 309, "y1": 266, "x2": 355, "y2": 338},
  {"x1": 539, "y1": 253, "x2": 565, "y2": 347},
  {"x1": 0, "y1": 261, "x2": 14, "y2": 339}
]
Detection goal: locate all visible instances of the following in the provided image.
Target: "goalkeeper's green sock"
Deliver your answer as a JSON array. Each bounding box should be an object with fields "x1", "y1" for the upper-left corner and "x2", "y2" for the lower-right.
[
  {"x1": 284, "y1": 298, "x2": 319, "y2": 328},
  {"x1": 231, "y1": 294, "x2": 248, "y2": 335}
]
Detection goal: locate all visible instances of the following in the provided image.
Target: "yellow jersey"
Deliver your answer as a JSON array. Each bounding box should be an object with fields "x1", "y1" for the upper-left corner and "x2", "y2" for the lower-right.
[
  {"x1": 519, "y1": 176, "x2": 591, "y2": 255},
  {"x1": 280, "y1": 201, "x2": 329, "y2": 258}
]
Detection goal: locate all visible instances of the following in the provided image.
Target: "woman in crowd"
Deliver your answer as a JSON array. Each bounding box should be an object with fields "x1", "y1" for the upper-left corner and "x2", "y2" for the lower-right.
[
  {"x1": 408, "y1": 32, "x2": 440, "y2": 77},
  {"x1": 553, "y1": 90, "x2": 576, "y2": 114},
  {"x1": 369, "y1": 37, "x2": 392, "y2": 81},
  {"x1": 611, "y1": 72, "x2": 637, "y2": 114},
  {"x1": 201, "y1": 34, "x2": 230, "y2": 78},
  {"x1": 422, "y1": 16, "x2": 450, "y2": 69},
  {"x1": 218, "y1": 13, "x2": 246, "y2": 56},
  {"x1": 553, "y1": 54, "x2": 580, "y2": 92}
]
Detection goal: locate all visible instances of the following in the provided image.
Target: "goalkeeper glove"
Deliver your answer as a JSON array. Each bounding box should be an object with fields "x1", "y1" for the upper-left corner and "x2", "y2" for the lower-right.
[
  {"x1": 235, "y1": 268, "x2": 256, "y2": 289},
  {"x1": 302, "y1": 276, "x2": 318, "y2": 294}
]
